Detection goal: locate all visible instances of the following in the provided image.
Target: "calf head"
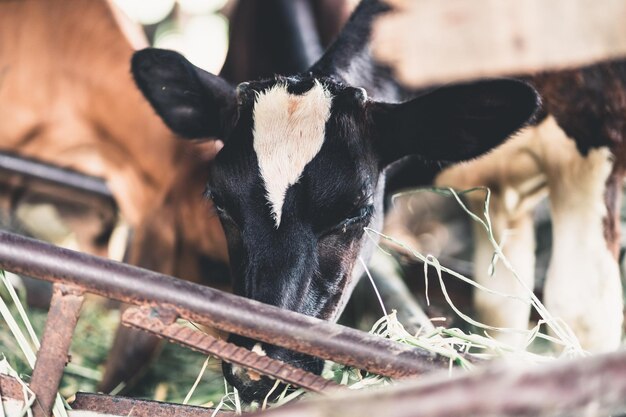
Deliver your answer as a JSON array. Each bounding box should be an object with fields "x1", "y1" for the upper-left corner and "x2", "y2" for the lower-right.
[{"x1": 132, "y1": 48, "x2": 538, "y2": 401}]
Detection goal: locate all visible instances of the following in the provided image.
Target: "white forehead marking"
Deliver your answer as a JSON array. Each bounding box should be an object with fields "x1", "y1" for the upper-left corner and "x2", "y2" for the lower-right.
[{"x1": 253, "y1": 80, "x2": 332, "y2": 227}]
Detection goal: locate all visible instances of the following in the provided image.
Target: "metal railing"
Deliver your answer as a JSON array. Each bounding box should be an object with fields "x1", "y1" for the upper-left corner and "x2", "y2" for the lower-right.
[{"x1": 0, "y1": 231, "x2": 446, "y2": 417}]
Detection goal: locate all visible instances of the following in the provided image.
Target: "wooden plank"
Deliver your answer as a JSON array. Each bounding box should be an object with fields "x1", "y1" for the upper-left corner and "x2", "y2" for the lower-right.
[
  {"x1": 372, "y1": 0, "x2": 626, "y2": 87},
  {"x1": 258, "y1": 348, "x2": 626, "y2": 417}
]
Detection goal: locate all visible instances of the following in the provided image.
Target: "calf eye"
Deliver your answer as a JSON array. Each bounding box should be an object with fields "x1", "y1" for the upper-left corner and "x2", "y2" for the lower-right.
[
  {"x1": 343, "y1": 205, "x2": 374, "y2": 227},
  {"x1": 213, "y1": 203, "x2": 230, "y2": 218},
  {"x1": 321, "y1": 204, "x2": 374, "y2": 236},
  {"x1": 215, "y1": 206, "x2": 240, "y2": 229},
  {"x1": 205, "y1": 189, "x2": 237, "y2": 225}
]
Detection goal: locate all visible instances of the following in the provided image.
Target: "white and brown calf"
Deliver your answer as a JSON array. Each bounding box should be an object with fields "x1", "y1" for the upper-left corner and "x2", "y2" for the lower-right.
[{"x1": 437, "y1": 62, "x2": 626, "y2": 352}]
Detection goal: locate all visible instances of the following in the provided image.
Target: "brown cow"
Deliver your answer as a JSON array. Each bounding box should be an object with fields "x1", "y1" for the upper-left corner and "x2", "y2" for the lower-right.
[
  {"x1": 0, "y1": 0, "x2": 229, "y2": 270},
  {"x1": 0, "y1": 0, "x2": 228, "y2": 391}
]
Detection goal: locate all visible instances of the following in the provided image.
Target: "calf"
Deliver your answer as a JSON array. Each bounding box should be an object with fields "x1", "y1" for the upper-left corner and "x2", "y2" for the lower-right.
[
  {"x1": 436, "y1": 61, "x2": 626, "y2": 351},
  {"x1": 104, "y1": 0, "x2": 356, "y2": 392},
  {"x1": 132, "y1": 0, "x2": 539, "y2": 400}
]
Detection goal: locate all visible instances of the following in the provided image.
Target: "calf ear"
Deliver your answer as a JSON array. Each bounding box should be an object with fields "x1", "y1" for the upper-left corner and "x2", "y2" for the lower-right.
[
  {"x1": 132, "y1": 48, "x2": 237, "y2": 139},
  {"x1": 370, "y1": 79, "x2": 539, "y2": 166}
]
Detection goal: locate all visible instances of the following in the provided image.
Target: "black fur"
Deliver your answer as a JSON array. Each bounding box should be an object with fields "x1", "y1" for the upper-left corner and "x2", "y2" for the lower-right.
[
  {"x1": 131, "y1": 49, "x2": 236, "y2": 138},
  {"x1": 530, "y1": 59, "x2": 626, "y2": 155},
  {"x1": 220, "y1": 0, "x2": 324, "y2": 83},
  {"x1": 370, "y1": 79, "x2": 540, "y2": 166}
]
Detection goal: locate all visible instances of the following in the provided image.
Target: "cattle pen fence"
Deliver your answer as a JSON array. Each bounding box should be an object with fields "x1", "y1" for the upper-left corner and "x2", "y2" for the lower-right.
[
  {"x1": 0, "y1": 117, "x2": 625, "y2": 416},
  {"x1": 0, "y1": 216, "x2": 626, "y2": 416}
]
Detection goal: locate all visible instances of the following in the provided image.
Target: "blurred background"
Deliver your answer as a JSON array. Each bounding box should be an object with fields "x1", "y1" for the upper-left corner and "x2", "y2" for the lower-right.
[{"x1": 112, "y1": 0, "x2": 230, "y2": 74}]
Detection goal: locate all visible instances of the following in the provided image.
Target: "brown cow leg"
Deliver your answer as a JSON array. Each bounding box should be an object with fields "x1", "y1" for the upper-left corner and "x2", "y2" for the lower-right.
[
  {"x1": 99, "y1": 210, "x2": 229, "y2": 393},
  {"x1": 98, "y1": 308, "x2": 163, "y2": 393},
  {"x1": 98, "y1": 215, "x2": 175, "y2": 393}
]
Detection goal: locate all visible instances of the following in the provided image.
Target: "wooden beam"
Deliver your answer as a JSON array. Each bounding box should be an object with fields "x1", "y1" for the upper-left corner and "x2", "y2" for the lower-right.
[
  {"x1": 258, "y1": 348, "x2": 626, "y2": 417},
  {"x1": 372, "y1": 0, "x2": 626, "y2": 88}
]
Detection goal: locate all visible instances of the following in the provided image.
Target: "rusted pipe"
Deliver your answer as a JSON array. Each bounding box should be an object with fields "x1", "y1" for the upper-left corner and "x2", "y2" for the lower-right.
[
  {"x1": 256, "y1": 348, "x2": 626, "y2": 417},
  {"x1": 30, "y1": 283, "x2": 84, "y2": 417},
  {"x1": 0, "y1": 152, "x2": 113, "y2": 200},
  {"x1": 122, "y1": 306, "x2": 340, "y2": 393},
  {"x1": 72, "y1": 392, "x2": 234, "y2": 417},
  {"x1": 1, "y1": 376, "x2": 234, "y2": 417},
  {"x1": 0, "y1": 374, "x2": 23, "y2": 400},
  {"x1": 0, "y1": 231, "x2": 447, "y2": 378}
]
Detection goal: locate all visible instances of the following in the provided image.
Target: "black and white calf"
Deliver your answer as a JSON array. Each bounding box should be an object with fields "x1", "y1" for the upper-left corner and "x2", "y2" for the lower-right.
[{"x1": 131, "y1": 0, "x2": 539, "y2": 401}]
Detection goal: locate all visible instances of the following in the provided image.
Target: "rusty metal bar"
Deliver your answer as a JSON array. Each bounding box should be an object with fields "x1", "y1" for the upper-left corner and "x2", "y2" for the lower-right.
[
  {"x1": 30, "y1": 284, "x2": 84, "y2": 417},
  {"x1": 0, "y1": 374, "x2": 23, "y2": 401},
  {"x1": 0, "y1": 152, "x2": 113, "y2": 200},
  {"x1": 257, "y1": 348, "x2": 626, "y2": 417},
  {"x1": 0, "y1": 375, "x2": 235, "y2": 417},
  {"x1": 122, "y1": 306, "x2": 340, "y2": 393},
  {"x1": 72, "y1": 392, "x2": 233, "y2": 417},
  {"x1": 0, "y1": 231, "x2": 447, "y2": 379}
]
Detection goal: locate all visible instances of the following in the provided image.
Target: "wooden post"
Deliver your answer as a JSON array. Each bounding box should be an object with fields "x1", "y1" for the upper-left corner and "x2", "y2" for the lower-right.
[{"x1": 372, "y1": 0, "x2": 626, "y2": 88}]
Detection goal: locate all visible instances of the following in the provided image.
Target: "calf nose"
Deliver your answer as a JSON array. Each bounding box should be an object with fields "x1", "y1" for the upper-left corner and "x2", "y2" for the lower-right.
[{"x1": 222, "y1": 334, "x2": 324, "y2": 403}]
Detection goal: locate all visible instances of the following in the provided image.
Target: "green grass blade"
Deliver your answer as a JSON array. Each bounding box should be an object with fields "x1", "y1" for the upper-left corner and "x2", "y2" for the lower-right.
[{"x1": 1, "y1": 273, "x2": 40, "y2": 350}]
